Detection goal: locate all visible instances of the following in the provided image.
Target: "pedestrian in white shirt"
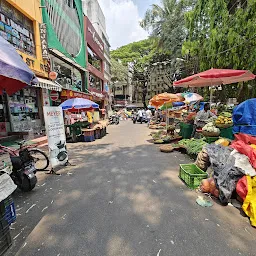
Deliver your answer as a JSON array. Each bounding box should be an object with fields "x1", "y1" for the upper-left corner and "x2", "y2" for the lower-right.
[{"x1": 146, "y1": 109, "x2": 152, "y2": 125}]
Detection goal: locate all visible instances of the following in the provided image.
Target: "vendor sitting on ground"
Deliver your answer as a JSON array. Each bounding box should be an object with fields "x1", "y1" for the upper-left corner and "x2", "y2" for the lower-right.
[{"x1": 192, "y1": 103, "x2": 216, "y2": 137}]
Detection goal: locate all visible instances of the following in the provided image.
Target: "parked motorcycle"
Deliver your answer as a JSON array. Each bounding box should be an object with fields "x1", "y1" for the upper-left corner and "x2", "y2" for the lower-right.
[
  {"x1": 109, "y1": 114, "x2": 120, "y2": 125},
  {"x1": 10, "y1": 148, "x2": 37, "y2": 192}
]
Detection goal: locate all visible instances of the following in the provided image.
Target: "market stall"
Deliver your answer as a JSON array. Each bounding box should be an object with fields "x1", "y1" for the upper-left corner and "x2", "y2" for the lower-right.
[
  {"x1": 155, "y1": 96, "x2": 256, "y2": 228},
  {"x1": 60, "y1": 98, "x2": 108, "y2": 142}
]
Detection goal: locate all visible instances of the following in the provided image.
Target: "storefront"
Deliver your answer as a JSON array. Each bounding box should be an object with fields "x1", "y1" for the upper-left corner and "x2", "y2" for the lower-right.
[{"x1": 0, "y1": 0, "x2": 54, "y2": 135}]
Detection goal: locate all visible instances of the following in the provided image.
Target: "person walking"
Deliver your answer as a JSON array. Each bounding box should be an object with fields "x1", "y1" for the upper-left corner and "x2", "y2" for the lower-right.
[
  {"x1": 146, "y1": 108, "x2": 152, "y2": 126},
  {"x1": 137, "y1": 109, "x2": 143, "y2": 124}
]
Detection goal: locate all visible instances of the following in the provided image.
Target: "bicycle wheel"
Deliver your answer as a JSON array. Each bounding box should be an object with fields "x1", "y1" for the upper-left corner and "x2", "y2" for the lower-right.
[{"x1": 28, "y1": 149, "x2": 49, "y2": 171}]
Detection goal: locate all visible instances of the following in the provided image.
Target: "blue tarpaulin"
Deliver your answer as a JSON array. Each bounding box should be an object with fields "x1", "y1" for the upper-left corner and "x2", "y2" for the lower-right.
[{"x1": 233, "y1": 98, "x2": 256, "y2": 136}]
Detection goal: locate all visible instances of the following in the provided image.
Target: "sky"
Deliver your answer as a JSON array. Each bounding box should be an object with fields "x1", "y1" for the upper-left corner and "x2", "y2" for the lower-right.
[{"x1": 98, "y1": 0, "x2": 161, "y2": 50}]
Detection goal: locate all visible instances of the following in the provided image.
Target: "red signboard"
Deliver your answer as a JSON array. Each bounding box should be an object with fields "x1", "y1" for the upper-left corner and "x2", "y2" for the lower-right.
[
  {"x1": 84, "y1": 17, "x2": 104, "y2": 60},
  {"x1": 50, "y1": 90, "x2": 59, "y2": 101},
  {"x1": 61, "y1": 89, "x2": 92, "y2": 100}
]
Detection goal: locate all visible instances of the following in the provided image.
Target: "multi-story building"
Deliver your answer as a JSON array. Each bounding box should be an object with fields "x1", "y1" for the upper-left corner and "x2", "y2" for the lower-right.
[
  {"x1": 0, "y1": 0, "x2": 60, "y2": 134},
  {"x1": 41, "y1": 0, "x2": 92, "y2": 105},
  {"x1": 84, "y1": 16, "x2": 106, "y2": 108},
  {"x1": 82, "y1": 0, "x2": 111, "y2": 103}
]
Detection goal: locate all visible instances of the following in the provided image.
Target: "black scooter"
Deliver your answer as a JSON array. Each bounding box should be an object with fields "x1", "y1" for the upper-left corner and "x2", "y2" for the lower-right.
[
  {"x1": 10, "y1": 148, "x2": 37, "y2": 192},
  {"x1": 109, "y1": 114, "x2": 120, "y2": 125}
]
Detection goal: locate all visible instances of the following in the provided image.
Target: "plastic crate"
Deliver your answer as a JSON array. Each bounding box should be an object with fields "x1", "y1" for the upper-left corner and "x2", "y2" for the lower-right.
[
  {"x1": 179, "y1": 164, "x2": 208, "y2": 189},
  {"x1": 204, "y1": 136, "x2": 219, "y2": 144},
  {"x1": 84, "y1": 135, "x2": 95, "y2": 142},
  {"x1": 0, "y1": 227, "x2": 12, "y2": 256},
  {"x1": 0, "y1": 197, "x2": 16, "y2": 225},
  {"x1": 94, "y1": 129, "x2": 101, "y2": 139}
]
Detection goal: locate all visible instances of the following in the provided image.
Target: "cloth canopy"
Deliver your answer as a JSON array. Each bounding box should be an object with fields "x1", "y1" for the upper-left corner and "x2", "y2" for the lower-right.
[
  {"x1": 60, "y1": 98, "x2": 99, "y2": 111},
  {"x1": 173, "y1": 68, "x2": 255, "y2": 87},
  {"x1": 178, "y1": 92, "x2": 203, "y2": 103},
  {"x1": 149, "y1": 93, "x2": 184, "y2": 108},
  {"x1": 0, "y1": 35, "x2": 37, "y2": 95}
]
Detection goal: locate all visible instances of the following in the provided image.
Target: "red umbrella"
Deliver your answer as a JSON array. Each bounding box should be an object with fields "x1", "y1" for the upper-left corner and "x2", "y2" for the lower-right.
[{"x1": 173, "y1": 68, "x2": 255, "y2": 87}]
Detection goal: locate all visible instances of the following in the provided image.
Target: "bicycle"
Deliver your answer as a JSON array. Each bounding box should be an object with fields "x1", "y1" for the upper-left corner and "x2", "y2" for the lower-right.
[{"x1": 0, "y1": 140, "x2": 49, "y2": 171}]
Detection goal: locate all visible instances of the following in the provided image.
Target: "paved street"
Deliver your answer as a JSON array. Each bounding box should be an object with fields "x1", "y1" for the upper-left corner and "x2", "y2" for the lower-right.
[{"x1": 6, "y1": 121, "x2": 256, "y2": 256}]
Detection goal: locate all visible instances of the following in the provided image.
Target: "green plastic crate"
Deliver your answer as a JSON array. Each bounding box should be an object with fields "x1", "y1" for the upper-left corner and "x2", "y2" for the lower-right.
[{"x1": 179, "y1": 164, "x2": 208, "y2": 189}]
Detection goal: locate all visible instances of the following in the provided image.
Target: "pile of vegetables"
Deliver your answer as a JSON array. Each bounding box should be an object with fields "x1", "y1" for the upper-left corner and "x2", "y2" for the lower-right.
[
  {"x1": 202, "y1": 122, "x2": 220, "y2": 134},
  {"x1": 200, "y1": 177, "x2": 219, "y2": 198},
  {"x1": 178, "y1": 138, "x2": 207, "y2": 155},
  {"x1": 215, "y1": 112, "x2": 233, "y2": 128},
  {"x1": 215, "y1": 138, "x2": 230, "y2": 147}
]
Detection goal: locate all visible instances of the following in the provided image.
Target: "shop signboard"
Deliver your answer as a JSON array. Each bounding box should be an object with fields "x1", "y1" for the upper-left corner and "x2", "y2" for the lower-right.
[
  {"x1": 61, "y1": 89, "x2": 92, "y2": 100},
  {"x1": 50, "y1": 90, "x2": 59, "y2": 101},
  {"x1": 43, "y1": 106, "x2": 68, "y2": 168},
  {"x1": 39, "y1": 23, "x2": 49, "y2": 59}
]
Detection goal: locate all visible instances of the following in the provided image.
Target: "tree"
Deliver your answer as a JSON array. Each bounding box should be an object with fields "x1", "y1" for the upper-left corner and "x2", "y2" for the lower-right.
[
  {"x1": 110, "y1": 58, "x2": 128, "y2": 83},
  {"x1": 111, "y1": 39, "x2": 159, "y2": 108},
  {"x1": 141, "y1": 0, "x2": 196, "y2": 58},
  {"x1": 183, "y1": 0, "x2": 256, "y2": 102}
]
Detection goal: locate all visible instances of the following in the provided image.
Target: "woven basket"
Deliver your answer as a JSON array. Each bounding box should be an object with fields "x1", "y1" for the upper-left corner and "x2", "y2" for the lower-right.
[
  {"x1": 215, "y1": 123, "x2": 233, "y2": 129},
  {"x1": 160, "y1": 145, "x2": 174, "y2": 153},
  {"x1": 202, "y1": 130, "x2": 220, "y2": 137}
]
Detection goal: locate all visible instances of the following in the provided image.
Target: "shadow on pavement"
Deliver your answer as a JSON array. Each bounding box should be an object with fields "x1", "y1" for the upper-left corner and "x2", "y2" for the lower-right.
[{"x1": 7, "y1": 139, "x2": 256, "y2": 256}]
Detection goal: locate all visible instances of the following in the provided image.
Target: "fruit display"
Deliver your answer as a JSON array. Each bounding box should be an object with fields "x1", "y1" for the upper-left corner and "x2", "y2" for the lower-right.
[
  {"x1": 215, "y1": 112, "x2": 233, "y2": 128},
  {"x1": 215, "y1": 138, "x2": 230, "y2": 147}
]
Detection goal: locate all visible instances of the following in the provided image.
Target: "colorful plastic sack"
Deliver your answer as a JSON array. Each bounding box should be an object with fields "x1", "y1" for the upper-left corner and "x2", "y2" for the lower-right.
[
  {"x1": 231, "y1": 140, "x2": 256, "y2": 168},
  {"x1": 242, "y1": 176, "x2": 256, "y2": 227},
  {"x1": 236, "y1": 176, "x2": 248, "y2": 201}
]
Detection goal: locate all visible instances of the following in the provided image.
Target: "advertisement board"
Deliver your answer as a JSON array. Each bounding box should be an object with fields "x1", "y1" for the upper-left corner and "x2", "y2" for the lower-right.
[{"x1": 43, "y1": 106, "x2": 68, "y2": 168}]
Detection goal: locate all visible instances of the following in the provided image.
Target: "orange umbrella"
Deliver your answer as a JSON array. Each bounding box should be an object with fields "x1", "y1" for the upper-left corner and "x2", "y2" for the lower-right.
[{"x1": 149, "y1": 93, "x2": 184, "y2": 108}]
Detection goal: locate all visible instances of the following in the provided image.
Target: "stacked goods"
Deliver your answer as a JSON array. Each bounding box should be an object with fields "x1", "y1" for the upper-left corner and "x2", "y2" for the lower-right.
[
  {"x1": 195, "y1": 148, "x2": 210, "y2": 171},
  {"x1": 202, "y1": 122, "x2": 220, "y2": 137},
  {"x1": 200, "y1": 177, "x2": 219, "y2": 198},
  {"x1": 215, "y1": 112, "x2": 233, "y2": 128},
  {"x1": 178, "y1": 138, "x2": 207, "y2": 155}
]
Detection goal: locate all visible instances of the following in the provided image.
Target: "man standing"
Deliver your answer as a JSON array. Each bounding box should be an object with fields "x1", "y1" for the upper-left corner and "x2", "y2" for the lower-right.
[
  {"x1": 192, "y1": 103, "x2": 216, "y2": 136},
  {"x1": 146, "y1": 108, "x2": 152, "y2": 125}
]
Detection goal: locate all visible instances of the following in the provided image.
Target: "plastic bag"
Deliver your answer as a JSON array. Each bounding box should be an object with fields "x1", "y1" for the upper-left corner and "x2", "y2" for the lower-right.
[
  {"x1": 206, "y1": 144, "x2": 244, "y2": 203},
  {"x1": 242, "y1": 176, "x2": 256, "y2": 227},
  {"x1": 0, "y1": 173, "x2": 17, "y2": 202},
  {"x1": 236, "y1": 176, "x2": 248, "y2": 201},
  {"x1": 231, "y1": 140, "x2": 256, "y2": 169}
]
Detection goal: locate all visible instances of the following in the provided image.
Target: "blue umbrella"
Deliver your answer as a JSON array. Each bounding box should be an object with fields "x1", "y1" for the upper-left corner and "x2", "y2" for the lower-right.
[
  {"x1": 60, "y1": 98, "x2": 99, "y2": 110},
  {"x1": 172, "y1": 102, "x2": 185, "y2": 107},
  {"x1": 0, "y1": 36, "x2": 37, "y2": 95},
  {"x1": 147, "y1": 105, "x2": 155, "y2": 109}
]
